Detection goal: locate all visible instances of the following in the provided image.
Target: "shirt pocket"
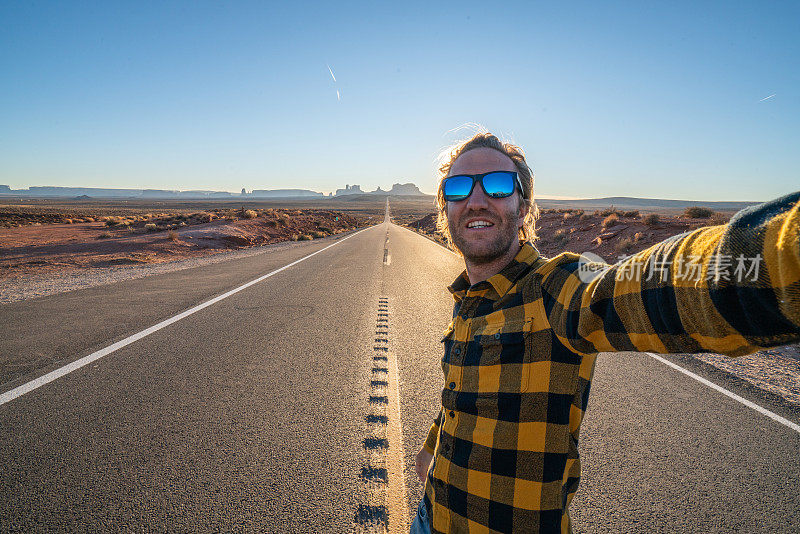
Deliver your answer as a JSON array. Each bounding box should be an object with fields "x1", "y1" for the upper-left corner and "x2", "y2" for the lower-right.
[{"x1": 471, "y1": 319, "x2": 532, "y2": 393}]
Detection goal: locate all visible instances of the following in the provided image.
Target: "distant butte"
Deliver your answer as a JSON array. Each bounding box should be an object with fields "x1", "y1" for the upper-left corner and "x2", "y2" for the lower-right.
[{"x1": 334, "y1": 183, "x2": 423, "y2": 196}]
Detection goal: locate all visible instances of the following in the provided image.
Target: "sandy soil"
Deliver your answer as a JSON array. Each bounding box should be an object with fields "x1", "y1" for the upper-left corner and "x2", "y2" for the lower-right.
[
  {"x1": 403, "y1": 208, "x2": 729, "y2": 262},
  {"x1": 0, "y1": 208, "x2": 367, "y2": 280}
]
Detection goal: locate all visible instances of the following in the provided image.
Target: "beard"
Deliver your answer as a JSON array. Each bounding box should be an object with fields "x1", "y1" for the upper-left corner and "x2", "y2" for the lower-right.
[{"x1": 449, "y1": 209, "x2": 520, "y2": 265}]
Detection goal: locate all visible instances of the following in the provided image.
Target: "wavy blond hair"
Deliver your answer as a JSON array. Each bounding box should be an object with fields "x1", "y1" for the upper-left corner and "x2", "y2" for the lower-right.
[{"x1": 436, "y1": 132, "x2": 539, "y2": 250}]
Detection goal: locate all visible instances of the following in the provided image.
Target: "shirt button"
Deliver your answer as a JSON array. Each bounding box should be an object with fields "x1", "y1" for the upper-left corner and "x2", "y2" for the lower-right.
[
  {"x1": 454, "y1": 348, "x2": 461, "y2": 355},
  {"x1": 494, "y1": 333, "x2": 501, "y2": 340},
  {"x1": 449, "y1": 411, "x2": 455, "y2": 418},
  {"x1": 449, "y1": 382, "x2": 456, "y2": 389}
]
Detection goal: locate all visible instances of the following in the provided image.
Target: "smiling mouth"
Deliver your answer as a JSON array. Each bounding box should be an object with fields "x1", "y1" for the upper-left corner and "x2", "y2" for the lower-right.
[{"x1": 466, "y1": 220, "x2": 494, "y2": 229}]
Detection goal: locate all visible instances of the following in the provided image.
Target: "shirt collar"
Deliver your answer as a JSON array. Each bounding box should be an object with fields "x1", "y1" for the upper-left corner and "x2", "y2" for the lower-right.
[{"x1": 448, "y1": 241, "x2": 540, "y2": 302}]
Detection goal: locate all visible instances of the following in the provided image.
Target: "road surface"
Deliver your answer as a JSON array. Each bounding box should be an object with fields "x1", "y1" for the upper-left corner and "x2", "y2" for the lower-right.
[{"x1": 1, "y1": 205, "x2": 799, "y2": 532}]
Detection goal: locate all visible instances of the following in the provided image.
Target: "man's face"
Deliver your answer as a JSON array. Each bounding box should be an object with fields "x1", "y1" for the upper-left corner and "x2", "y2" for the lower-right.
[{"x1": 445, "y1": 148, "x2": 528, "y2": 265}]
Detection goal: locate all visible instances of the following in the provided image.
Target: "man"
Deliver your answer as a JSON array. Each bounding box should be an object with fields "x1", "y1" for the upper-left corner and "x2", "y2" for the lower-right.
[{"x1": 410, "y1": 132, "x2": 800, "y2": 534}]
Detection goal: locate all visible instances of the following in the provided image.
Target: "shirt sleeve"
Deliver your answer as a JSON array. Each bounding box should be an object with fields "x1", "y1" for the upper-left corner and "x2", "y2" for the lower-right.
[
  {"x1": 423, "y1": 409, "x2": 443, "y2": 454},
  {"x1": 538, "y1": 191, "x2": 800, "y2": 357}
]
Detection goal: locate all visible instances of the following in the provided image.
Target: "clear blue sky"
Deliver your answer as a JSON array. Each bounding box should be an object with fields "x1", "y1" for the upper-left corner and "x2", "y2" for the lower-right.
[{"x1": 1, "y1": 1, "x2": 797, "y2": 201}]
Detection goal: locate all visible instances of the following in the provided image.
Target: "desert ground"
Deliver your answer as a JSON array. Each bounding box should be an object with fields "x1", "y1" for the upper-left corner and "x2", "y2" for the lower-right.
[
  {"x1": 0, "y1": 198, "x2": 386, "y2": 279},
  {"x1": 400, "y1": 203, "x2": 734, "y2": 261}
]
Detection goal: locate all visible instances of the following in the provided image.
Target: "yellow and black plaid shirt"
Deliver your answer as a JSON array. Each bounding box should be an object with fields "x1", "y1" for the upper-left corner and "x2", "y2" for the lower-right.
[{"x1": 422, "y1": 191, "x2": 800, "y2": 533}]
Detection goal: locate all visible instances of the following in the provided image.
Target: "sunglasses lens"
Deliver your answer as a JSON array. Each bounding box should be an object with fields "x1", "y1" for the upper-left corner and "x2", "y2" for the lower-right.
[
  {"x1": 443, "y1": 175, "x2": 474, "y2": 201},
  {"x1": 481, "y1": 172, "x2": 516, "y2": 197}
]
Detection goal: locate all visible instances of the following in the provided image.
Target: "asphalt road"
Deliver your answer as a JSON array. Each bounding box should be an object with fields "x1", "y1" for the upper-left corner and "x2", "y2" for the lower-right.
[{"x1": 1, "y1": 209, "x2": 799, "y2": 532}]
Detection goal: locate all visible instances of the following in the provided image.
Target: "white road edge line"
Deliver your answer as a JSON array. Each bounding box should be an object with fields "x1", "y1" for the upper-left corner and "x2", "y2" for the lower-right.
[
  {"x1": 647, "y1": 353, "x2": 800, "y2": 434},
  {"x1": 0, "y1": 226, "x2": 373, "y2": 407}
]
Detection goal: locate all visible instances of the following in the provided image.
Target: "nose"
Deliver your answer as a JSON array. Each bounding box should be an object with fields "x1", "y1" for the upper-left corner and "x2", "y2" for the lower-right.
[{"x1": 465, "y1": 182, "x2": 490, "y2": 209}]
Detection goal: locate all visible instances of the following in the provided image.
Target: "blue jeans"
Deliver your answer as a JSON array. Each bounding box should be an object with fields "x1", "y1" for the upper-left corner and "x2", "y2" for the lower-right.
[{"x1": 410, "y1": 498, "x2": 431, "y2": 534}]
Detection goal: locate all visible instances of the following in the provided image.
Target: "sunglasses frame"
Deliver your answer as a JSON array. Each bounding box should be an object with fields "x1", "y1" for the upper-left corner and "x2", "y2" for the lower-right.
[{"x1": 442, "y1": 171, "x2": 524, "y2": 202}]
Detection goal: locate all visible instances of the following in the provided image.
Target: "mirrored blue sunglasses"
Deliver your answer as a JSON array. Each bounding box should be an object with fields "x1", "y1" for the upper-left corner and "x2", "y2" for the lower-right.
[{"x1": 442, "y1": 171, "x2": 523, "y2": 202}]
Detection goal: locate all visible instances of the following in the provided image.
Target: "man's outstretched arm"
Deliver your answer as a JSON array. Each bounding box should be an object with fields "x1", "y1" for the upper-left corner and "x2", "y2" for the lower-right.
[{"x1": 538, "y1": 191, "x2": 800, "y2": 358}]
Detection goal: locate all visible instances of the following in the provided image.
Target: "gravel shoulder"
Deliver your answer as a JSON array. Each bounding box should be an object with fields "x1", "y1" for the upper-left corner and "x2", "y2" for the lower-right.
[
  {"x1": 0, "y1": 232, "x2": 350, "y2": 304},
  {"x1": 692, "y1": 347, "x2": 800, "y2": 407}
]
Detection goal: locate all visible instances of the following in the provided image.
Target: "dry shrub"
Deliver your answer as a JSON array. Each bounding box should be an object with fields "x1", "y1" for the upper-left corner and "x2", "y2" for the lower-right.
[
  {"x1": 84, "y1": 217, "x2": 94, "y2": 223},
  {"x1": 684, "y1": 206, "x2": 713, "y2": 218},
  {"x1": 643, "y1": 213, "x2": 661, "y2": 226},
  {"x1": 552, "y1": 228, "x2": 569, "y2": 245},
  {"x1": 579, "y1": 213, "x2": 592, "y2": 222},
  {"x1": 633, "y1": 232, "x2": 643, "y2": 242},
  {"x1": 64, "y1": 219, "x2": 73, "y2": 224},
  {"x1": 311, "y1": 230, "x2": 326, "y2": 238},
  {"x1": 168, "y1": 230, "x2": 179, "y2": 242},
  {"x1": 318, "y1": 226, "x2": 332, "y2": 233},
  {"x1": 290, "y1": 234, "x2": 299, "y2": 241},
  {"x1": 144, "y1": 223, "x2": 158, "y2": 231},
  {"x1": 243, "y1": 209, "x2": 258, "y2": 219},
  {"x1": 264, "y1": 219, "x2": 278, "y2": 227},
  {"x1": 97, "y1": 232, "x2": 112, "y2": 239},
  {"x1": 299, "y1": 234, "x2": 313, "y2": 241},
  {"x1": 615, "y1": 236, "x2": 635, "y2": 254},
  {"x1": 602, "y1": 214, "x2": 618, "y2": 228},
  {"x1": 563, "y1": 209, "x2": 584, "y2": 220},
  {"x1": 622, "y1": 210, "x2": 640, "y2": 218},
  {"x1": 709, "y1": 212, "x2": 729, "y2": 225},
  {"x1": 600, "y1": 206, "x2": 619, "y2": 217}
]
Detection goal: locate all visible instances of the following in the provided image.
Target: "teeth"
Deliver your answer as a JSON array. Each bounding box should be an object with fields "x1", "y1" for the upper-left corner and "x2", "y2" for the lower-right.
[{"x1": 467, "y1": 221, "x2": 493, "y2": 228}]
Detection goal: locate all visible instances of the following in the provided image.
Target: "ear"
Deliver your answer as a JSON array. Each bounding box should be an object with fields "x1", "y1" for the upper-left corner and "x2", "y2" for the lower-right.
[{"x1": 517, "y1": 200, "x2": 530, "y2": 227}]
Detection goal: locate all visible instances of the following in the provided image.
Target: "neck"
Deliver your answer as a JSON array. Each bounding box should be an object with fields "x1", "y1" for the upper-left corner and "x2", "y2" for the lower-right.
[{"x1": 465, "y1": 241, "x2": 522, "y2": 285}]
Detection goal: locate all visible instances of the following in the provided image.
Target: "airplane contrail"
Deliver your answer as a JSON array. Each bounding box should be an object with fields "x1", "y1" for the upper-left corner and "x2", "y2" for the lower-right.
[
  {"x1": 327, "y1": 64, "x2": 336, "y2": 83},
  {"x1": 759, "y1": 94, "x2": 776, "y2": 102}
]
